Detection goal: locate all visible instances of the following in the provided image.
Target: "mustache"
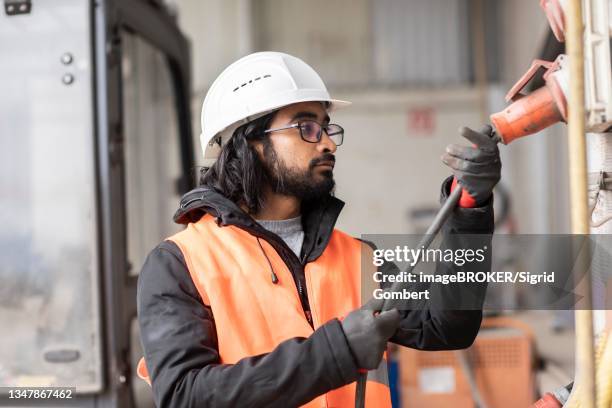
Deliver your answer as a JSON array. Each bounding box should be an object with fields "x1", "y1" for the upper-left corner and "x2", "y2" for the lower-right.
[{"x1": 310, "y1": 154, "x2": 336, "y2": 168}]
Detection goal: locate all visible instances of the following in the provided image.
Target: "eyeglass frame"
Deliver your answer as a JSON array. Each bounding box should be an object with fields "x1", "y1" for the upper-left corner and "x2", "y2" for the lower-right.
[{"x1": 263, "y1": 120, "x2": 344, "y2": 146}]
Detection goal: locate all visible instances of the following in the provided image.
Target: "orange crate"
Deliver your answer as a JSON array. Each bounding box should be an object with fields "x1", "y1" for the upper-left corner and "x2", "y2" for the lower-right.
[{"x1": 398, "y1": 317, "x2": 536, "y2": 408}]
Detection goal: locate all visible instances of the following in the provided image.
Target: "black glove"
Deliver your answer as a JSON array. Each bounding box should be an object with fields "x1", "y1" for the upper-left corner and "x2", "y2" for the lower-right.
[
  {"x1": 441, "y1": 125, "x2": 501, "y2": 206},
  {"x1": 341, "y1": 299, "x2": 401, "y2": 370}
]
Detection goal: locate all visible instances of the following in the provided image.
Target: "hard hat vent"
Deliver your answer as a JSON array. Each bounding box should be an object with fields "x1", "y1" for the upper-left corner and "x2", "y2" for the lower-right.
[{"x1": 232, "y1": 74, "x2": 272, "y2": 93}]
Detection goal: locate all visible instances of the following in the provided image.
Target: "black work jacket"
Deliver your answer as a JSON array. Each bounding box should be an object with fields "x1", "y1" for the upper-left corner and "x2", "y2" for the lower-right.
[{"x1": 137, "y1": 176, "x2": 494, "y2": 407}]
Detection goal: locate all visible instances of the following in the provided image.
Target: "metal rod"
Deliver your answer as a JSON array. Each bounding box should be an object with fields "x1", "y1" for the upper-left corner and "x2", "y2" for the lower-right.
[
  {"x1": 566, "y1": 0, "x2": 596, "y2": 406},
  {"x1": 355, "y1": 372, "x2": 367, "y2": 408},
  {"x1": 355, "y1": 186, "x2": 463, "y2": 408},
  {"x1": 381, "y1": 185, "x2": 463, "y2": 311}
]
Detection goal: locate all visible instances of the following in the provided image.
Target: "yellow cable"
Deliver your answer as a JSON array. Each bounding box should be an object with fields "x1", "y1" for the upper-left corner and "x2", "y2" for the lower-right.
[
  {"x1": 564, "y1": 330, "x2": 612, "y2": 408},
  {"x1": 595, "y1": 331, "x2": 611, "y2": 408}
]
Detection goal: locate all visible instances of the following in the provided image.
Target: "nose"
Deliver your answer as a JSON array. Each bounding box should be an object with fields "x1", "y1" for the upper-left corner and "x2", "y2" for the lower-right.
[{"x1": 318, "y1": 131, "x2": 337, "y2": 154}]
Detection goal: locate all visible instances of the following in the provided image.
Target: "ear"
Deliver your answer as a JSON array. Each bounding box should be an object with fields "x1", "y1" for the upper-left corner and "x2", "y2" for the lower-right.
[{"x1": 249, "y1": 138, "x2": 265, "y2": 157}]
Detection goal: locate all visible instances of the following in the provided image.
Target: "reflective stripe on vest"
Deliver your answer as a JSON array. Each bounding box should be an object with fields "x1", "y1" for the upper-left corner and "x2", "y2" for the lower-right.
[{"x1": 138, "y1": 214, "x2": 391, "y2": 407}]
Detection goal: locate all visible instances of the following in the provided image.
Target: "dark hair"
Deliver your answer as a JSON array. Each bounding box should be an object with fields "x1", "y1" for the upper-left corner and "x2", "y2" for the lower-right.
[{"x1": 199, "y1": 111, "x2": 277, "y2": 214}]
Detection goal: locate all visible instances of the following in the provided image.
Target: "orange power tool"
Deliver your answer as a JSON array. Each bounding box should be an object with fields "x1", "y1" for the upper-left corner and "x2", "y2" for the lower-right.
[{"x1": 491, "y1": 55, "x2": 569, "y2": 144}]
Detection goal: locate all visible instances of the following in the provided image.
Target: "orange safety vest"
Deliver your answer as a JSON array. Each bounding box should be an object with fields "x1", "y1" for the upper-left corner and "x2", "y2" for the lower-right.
[{"x1": 137, "y1": 214, "x2": 391, "y2": 408}]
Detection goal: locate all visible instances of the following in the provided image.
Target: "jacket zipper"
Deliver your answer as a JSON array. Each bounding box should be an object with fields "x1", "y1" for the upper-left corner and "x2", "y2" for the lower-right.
[
  {"x1": 295, "y1": 265, "x2": 313, "y2": 327},
  {"x1": 245, "y1": 226, "x2": 314, "y2": 328},
  {"x1": 289, "y1": 258, "x2": 313, "y2": 327}
]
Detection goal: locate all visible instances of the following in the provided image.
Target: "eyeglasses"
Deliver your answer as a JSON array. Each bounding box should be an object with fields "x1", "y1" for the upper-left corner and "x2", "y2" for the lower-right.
[{"x1": 263, "y1": 120, "x2": 344, "y2": 146}]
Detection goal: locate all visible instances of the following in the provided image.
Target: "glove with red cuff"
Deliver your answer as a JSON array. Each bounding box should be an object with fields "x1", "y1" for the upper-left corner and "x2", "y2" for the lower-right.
[{"x1": 441, "y1": 125, "x2": 501, "y2": 207}]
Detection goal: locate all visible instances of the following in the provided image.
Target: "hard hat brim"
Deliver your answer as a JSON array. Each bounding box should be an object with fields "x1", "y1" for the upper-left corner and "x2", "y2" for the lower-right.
[{"x1": 327, "y1": 99, "x2": 352, "y2": 111}]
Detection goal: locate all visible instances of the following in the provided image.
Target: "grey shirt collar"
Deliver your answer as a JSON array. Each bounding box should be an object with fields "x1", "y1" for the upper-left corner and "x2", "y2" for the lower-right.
[{"x1": 257, "y1": 216, "x2": 304, "y2": 258}]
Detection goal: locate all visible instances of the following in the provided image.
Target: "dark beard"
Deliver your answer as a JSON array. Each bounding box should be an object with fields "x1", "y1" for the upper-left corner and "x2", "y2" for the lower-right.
[{"x1": 259, "y1": 138, "x2": 335, "y2": 201}]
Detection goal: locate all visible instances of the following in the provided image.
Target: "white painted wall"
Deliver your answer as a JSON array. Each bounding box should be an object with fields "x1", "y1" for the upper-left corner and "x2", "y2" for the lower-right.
[
  {"x1": 331, "y1": 87, "x2": 482, "y2": 235},
  {"x1": 175, "y1": 0, "x2": 246, "y2": 93}
]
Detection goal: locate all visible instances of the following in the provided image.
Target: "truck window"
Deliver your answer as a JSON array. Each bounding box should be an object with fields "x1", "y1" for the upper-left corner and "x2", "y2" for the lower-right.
[{"x1": 121, "y1": 32, "x2": 183, "y2": 276}]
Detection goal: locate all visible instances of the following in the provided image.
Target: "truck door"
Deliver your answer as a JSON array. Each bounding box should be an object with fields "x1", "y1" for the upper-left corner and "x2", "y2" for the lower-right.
[{"x1": 0, "y1": 1, "x2": 193, "y2": 406}]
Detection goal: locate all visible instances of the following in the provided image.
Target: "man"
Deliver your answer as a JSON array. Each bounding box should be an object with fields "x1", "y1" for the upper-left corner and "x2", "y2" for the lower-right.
[{"x1": 136, "y1": 52, "x2": 500, "y2": 407}]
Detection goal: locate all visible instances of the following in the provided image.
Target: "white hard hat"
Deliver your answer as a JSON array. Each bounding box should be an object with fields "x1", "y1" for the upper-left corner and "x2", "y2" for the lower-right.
[{"x1": 200, "y1": 51, "x2": 351, "y2": 161}]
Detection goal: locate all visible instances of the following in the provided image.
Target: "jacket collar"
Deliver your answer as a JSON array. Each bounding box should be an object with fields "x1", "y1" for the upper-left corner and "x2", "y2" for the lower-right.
[{"x1": 173, "y1": 187, "x2": 345, "y2": 263}]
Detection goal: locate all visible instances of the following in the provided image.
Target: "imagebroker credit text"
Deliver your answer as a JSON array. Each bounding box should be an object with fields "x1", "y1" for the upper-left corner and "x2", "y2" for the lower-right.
[{"x1": 373, "y1": 271, "x2": 556, "y2": 285}]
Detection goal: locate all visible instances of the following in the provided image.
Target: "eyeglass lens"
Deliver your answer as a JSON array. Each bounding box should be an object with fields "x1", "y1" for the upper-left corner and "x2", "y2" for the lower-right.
[{"x1": 300, "y1": 121, "x2": 343, "y2": 146}]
